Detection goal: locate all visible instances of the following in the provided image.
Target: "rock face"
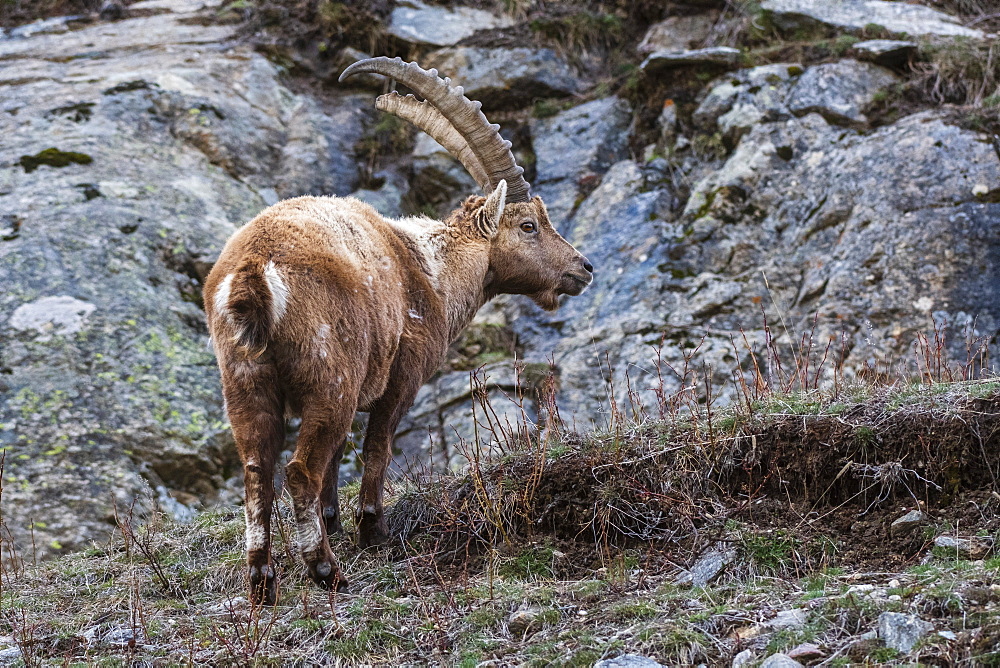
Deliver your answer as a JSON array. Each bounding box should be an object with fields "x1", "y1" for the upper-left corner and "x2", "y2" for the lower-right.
[
  {"x1": 530, "y1": 96, "x2": 632, "y2": 229},
  {"x1": 497, "y1": 97, "x2": 999, "y2": 430},
  {"x1": 760, "y1": 0, "x2": 985, "y2": 39},
  {"x1": 0, "y1": 0, "x2": 370, "y2": 556},
  {"x1": 423, "y1": 47, "x2": 582, "y2": 110},
  {"x1": 878, "y1": 612, "x2": 934, "y2": 652},
  {"x1": 387, "y1": 0, "x2": 514, "y2": 47},
  {"x1": 695, "y1": 60, "x2": 899, "y2": 139}
]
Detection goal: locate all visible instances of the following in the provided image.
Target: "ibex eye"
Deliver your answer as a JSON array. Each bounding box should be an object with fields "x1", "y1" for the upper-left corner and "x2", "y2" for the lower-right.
[{"x1": 520, "y1": 221, "x2": 536, "y2": 233}]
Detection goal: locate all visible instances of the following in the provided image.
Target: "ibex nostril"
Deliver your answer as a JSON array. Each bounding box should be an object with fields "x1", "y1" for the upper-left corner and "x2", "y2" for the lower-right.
[{"x1": 582, "y1": 259, "x2": 594, "y2": 274}]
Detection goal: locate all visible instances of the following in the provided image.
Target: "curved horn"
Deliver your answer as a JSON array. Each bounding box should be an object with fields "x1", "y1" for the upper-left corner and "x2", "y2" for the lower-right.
[
  {"x1": 340, "y1": 56, "x2": 532, "y2": 202},
  {"x1": 376, "y1": 92, "x2": 491, "y2": 192}
]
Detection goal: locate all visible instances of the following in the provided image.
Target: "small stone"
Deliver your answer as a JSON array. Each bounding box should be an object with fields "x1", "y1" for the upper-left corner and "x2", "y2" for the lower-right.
[
  {"x1": 638, "y1": 13, "x2": 720, "y2": 55},
  {"x1": 973, "y1": 184, "x2": 990, "y2": 197},
  {"x1": 851, "y1": 39, "x2": 917, "y2": 66},
  {"x1": 786, "y1": 643, "x2": 825, "y2": 662},
  {"x1": 759, "y1": 653, "x2": 804, "y2": 668},
  {"x1": 8, "y1": 295, "x2": 96, "y2": 341},
  {"x1": 676, "y1": 545, "x2": 737, "y2": 586},
  {"x1": 507, "y1": 607, "x2": 544, "y2": 637},
  {"x1": 939, "y1": 630, "x2": 957, "y2": 641},
  {"x1": 890, "y1": 509, "x2": 929, "y2": 536},
  {"x1": 766, "y1": 608, "x2": 808, "y2": 630},
  {"x1": 641, "y1": 47, "x2": 741, "y2": 73},
  {"x1": 732, "y1": 649, "x2": 755, "y2": 668},
  {"x1": 878, "y1": 612, "x2": 934, "y2": 652},
  {"x1": 934, "y1": 535, "x2": 993, "y2": 560},
  {"x1": 594, "y1": 654, "x2": 666, "y2": 668}
]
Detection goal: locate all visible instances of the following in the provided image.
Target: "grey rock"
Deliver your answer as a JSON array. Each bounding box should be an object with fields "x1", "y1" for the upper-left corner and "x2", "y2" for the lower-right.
[
  {"x1": 409, "y1": 131, "x2": 480, "y2": 217},
  {"x1": 594, "y1": 654, "x2": 666, "y2": 668},
  {"x1": 350, "y1": 170, "x2": 408, "y2": 219},
  {"x1": 786, "y1": 643, "x2": 825, "y2": 662},
  {"x1": 852, "y1": 39, "x2": 918, "y2": 66},
  {"x1": 388, "y1": 0, "x2": 514, "y2": 47},
  {"x1": 731, "y1": 649, "x2": 755, "y2": 668},
  {"x1": 759, "y1": 654, "x2": 803, "y2": 668},
  {"x1": 392, "y1": 362, "x2": 525, "y2": 473},
  {"x1": 642, "y1": 47, "x2": 741, "y2": 73},
  {"x1": 677, "y1": 544, "x2": 736, "y2": 586},
  {"x1": 530, "y1": 97, "x2": 631, "y2": 229},
  {"x1": 760, "y1": 0, "x2": 985, "y2": 39},
  {"x1": 765, "y1": 608, "x2": 808, "y2": 630},
  {"x1": 786, "y1": 60, "x2": 901, "y2": 126},
  {"x1": 890, "y1": 509, "x2": 929, "y2": 536},
  {"x1": 638, "y1": 13, "x2": 720, "y2": 55},
  {"x1": 934, "y1": 534, "x2": 994, "y2": 559},
  {"x1": 424, "y1": 47, "x2": 582, "y2": 110},
  {"x1": 878, "y1": 612, "x2": 933, "y2": 652},
  {"x1": 8, "y1": 296, "x2": 96, "y2": 341},
  {"x1": 507, "y1": 607, "x2": 545, "y2": 637},
  {"x1": 499, "y1": 105, "x2": 1000, "y2": 434}
]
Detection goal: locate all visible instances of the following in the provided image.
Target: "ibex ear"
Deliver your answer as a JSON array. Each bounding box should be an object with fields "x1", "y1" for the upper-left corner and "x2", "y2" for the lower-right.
[{"x1": 476, "y1": 179, "x2": 507, "y2": 239}]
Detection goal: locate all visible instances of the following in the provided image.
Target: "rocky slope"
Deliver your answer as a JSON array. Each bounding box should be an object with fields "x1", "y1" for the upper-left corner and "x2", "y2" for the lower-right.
[{"x1": 1, "y1": 0, "x2": 999, "y2": 562}]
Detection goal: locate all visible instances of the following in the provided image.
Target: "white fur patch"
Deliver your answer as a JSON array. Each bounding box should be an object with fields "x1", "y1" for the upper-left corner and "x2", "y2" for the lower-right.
[
  {"x1": 263, "y1": 261, "x2": 289, "y2": 324},
  {"x1": 388, "y1": 216, "x2": 447, "y2": 288},
  {"x1": 214, "y1": 274, "x2": 234, "y2": 320},
  {"x1": 296, "y1": 514, "x2": 323, "y2": 553},
  {"x1": 245, "y1": 522, "x2": 268, "y2": 552},
  {"x1": 244, "y1": 498, "x2": 268, "y2": 552}
]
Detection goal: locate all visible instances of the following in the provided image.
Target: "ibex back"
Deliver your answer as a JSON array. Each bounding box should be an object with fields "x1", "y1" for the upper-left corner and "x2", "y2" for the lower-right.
[{"x1": 204, "y1": 57, "x2": 594, "y2": 605}]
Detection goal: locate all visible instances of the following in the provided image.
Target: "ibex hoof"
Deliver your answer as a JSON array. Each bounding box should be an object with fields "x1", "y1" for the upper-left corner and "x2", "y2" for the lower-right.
[
  {"x1": 308, "y1": 560, "x2": 348, "y2": 593},
  {"x1": 357, "y1": 511, "x2": 389, "y2": 549},
  {"x1": 248, "y1": 564, "x2": 277, "y2": 607}
]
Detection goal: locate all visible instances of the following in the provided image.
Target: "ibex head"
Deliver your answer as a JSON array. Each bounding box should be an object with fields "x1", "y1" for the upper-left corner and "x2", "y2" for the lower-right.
[{"x1": 341, "y1": 57, "x2": 593, "y2": 311}]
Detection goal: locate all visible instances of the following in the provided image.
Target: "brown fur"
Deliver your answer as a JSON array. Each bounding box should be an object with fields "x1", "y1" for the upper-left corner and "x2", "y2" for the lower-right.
[{"x1": 204, "y1": 186, "x2": 592, "y2": 604}]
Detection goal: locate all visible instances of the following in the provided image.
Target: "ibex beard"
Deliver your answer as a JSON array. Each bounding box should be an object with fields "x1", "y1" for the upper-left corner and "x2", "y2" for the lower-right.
[{"x1": 204, "y1": 57, "x2": 594, "y2": 606}]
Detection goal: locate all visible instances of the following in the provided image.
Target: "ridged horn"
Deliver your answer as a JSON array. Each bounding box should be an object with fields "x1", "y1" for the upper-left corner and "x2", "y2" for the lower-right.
[
  {"x1": 376, "y1": 92, "x2": 491, "y2": 192},
  {"x1": 340, "y1": 56, "x2": 532, "y2": 202}
]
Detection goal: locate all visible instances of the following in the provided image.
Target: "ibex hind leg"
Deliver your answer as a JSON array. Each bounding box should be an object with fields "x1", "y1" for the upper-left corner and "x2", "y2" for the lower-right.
[
  {"x1": 222, "y1": 362, "x2": 284, "y2": 606},
  {"x1": 286, "y1": 404, "x2": 353, "y2": 593}
]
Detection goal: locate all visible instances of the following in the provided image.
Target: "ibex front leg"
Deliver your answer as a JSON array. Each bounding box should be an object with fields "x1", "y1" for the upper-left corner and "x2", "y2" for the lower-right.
[{"x1": 358, "y1": 367, "x2": 420, "y2": 548}]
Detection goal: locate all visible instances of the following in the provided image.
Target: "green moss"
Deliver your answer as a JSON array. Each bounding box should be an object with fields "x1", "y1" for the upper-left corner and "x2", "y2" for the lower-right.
[{"x1": 19, "y1": 148, "x2": 93, "y2": 173}]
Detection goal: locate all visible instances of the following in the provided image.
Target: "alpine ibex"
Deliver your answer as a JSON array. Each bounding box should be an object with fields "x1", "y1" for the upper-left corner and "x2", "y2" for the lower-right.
[{"x1": 204, "y1": 57, "x2": 594, "y2": 605}]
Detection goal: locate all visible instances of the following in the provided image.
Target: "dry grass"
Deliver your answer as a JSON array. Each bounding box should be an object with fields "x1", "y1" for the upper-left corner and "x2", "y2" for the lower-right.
[{"x1": 4, "y1": 372, "x2": 1000, "y2": 665}]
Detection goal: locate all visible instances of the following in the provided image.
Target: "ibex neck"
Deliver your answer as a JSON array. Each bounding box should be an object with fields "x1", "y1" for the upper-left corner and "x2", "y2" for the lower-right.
[
  {"x1": 437, "y1": 235, "x2": 490, "y2": 342},
  {"x1": 388, "y1": 215, "x2": 490, "y2": 342}
]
